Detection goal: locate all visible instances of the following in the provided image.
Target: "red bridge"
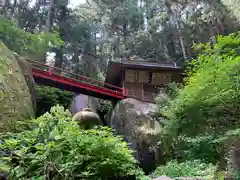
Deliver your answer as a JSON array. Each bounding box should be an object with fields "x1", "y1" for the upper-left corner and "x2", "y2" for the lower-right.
[{"x1": 26, "y1": 59, "x2": 126, "y2": 100}]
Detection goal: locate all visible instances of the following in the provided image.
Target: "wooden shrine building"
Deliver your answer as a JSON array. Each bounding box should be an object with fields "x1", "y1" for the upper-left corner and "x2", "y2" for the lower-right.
[{"x1": 105, "y1": 60, "x2": 183, "y2": 102}]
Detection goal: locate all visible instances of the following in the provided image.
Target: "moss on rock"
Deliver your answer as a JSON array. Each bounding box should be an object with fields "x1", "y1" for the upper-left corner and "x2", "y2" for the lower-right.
[
  {"x1": 109, "y1": 98, "x2": 163, "y2": 173},
  {"x1": 0, "y1": 41, "x2": 35, "y2": 132}
]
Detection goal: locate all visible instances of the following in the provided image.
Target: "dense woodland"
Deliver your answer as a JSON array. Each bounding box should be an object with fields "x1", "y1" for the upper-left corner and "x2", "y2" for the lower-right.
[
  {"x1": 1, "y1": 0, "x2": 240, "y2": 179},
  {"x1": 1, "y1": 0, "x2": 240, "y2": 77}
]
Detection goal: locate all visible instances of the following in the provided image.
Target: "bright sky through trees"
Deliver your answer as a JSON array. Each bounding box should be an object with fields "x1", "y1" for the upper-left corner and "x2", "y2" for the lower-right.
[{"x1": 30, "y1": 0, "x2": 86, "y2": 8}]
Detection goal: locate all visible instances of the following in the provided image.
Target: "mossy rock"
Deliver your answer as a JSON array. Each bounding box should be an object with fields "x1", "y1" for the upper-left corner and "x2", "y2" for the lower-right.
[
  {"x1": 13, "y1": 53, "x2": 36, "y2": 112},
  {"x1": 0, "y1": 41, "x2": 35, "y2": 132},
  {"x1": 108, "y1": 98, "x2": 163, "y2": 173}
]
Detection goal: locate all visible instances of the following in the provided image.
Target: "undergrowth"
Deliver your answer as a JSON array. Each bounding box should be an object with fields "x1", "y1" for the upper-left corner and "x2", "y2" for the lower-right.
[
  {"x1": 0, "y1": 105, "x2": 147, "y2": 180},
  {"x1": 35, "y1": 85, "x2": 74, "y2": 117},
  {"x1": 157, "y1": 31, "x2": 240, "y2": 162},
  {"x1": 154, "y1": 32, "x2": 240, "y2": 179},
  {"x1": 150, "y1": 160, "x2": 217, "y2": 179}
]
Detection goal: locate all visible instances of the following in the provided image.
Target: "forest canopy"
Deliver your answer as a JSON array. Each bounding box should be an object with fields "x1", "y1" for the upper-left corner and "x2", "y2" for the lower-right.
[{"x1": 1, "y1": 0, "x2": 240, "y2": 78}]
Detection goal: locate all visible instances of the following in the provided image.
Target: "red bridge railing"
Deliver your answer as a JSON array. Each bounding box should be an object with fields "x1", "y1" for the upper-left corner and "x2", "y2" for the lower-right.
[{"x1": 25, "y1": 59, "x2": 127, "y2": 96}]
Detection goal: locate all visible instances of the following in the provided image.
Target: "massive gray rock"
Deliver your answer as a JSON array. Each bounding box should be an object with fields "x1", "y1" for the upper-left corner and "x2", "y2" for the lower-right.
[
  {"x1": 70, "y1": 94, "x2": 99, "y2": 115},
  {"x1": 70, "y1": 94, "x2": 103, "y2": 128},
  {"x1": 108, "y1": 98, "x2": 163, "y2": 173},
  {"x1": 13, "y1": 53, "x2": 36, "y2": 112},
  {"x1": 0, "y1": 41, "x2": 35, "y2": 132},
  {"x1": 226, "y1": 138, "x2": 240, "y2": 179}
]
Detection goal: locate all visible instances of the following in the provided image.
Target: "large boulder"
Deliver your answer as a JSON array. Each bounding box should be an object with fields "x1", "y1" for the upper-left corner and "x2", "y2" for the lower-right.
[
  {"x1": 13, "y1": 53, "x2": 36, "y2": 112},
  {"x1": 70, "y1": 94, "x2": 103, "y2": 127},
  {"x1": 70, "y1": 94, "x2": 99, "y2": 115},
  {"x1": 108, "y1": 98, "x2": 163, "y2": 173},
  {"x1": 0, "y1": 42, "x2": 35, "y2": 132},
  {"x1": 226, "y1": 138, "x2": 240, "y2": 179}
]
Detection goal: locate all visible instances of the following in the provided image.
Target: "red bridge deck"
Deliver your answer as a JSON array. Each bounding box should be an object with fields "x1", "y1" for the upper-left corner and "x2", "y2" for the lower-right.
[{"x1": 26, "y1": 59, "x2": 126, "y2": 100}]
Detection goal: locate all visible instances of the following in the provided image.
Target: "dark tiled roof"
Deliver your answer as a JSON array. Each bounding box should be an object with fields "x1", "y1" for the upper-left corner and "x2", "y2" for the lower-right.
[{"x1": 121, "y1": 60, "x2": 180, "y2": 69}]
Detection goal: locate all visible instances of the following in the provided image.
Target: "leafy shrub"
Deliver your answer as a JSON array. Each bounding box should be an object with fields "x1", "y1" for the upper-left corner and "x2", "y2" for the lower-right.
[
  {"x1": 36, "y1": 86, "x2": 112, "y2": 121},
  {"x1": 97, "y1": 99, "x2": 111, "y2": 115},
  {"x1": 150, "y1": 160, "x2": 217, "y2": 179},
  {"x1": 156, "y1": 32, "x2": 240, "y2": 166},
  {"x1": 173, "y1": 135, "x2": 222, "y2": 164},
  {"x1": 161, "y1": 31, "x2": 240, "y2": 138},
  {"x1": 35, "y1": 85, "x2": 74, "y2": 117},
  {"x1": 0, "y1": 105, "x2": 146, "y2": 179},
  {"x1": 0, "y1": 17, "x2": 63, "y2": 56},
  {"x1": 97, "y1": 99, "x2": 112, "y2": 124},
  {"x1": 155, "y1": 82, "x2": 182, "y2": 116}
]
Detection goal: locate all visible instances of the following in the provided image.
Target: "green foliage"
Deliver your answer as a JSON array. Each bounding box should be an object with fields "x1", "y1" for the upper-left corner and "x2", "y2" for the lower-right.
[
  {"x1": 0, "y1": 17, "x2": 63, "y2": 56},
  {"x1": 173, "y1": 135, "x2": 222, "y2": 164},
  {"x1": 0, "y1": 105, "x2": 146, "y2": 179},
  {"x1": 155, "y1": 82, "x2": 182, "y2": 109},
  {"x1": 35, "y1": 85, "x2": 74, "y2": 117},
  {"x1": 189, "y1": 32, "x2": 240, "y2": 76},
  {"x1": 156, "y1": 32, "x2": 240, "y2": 166},
  {"x1": 232, "y1": 170, "x2": 240, "y2": 179},
  {"x1": 150, "y1": 160, "x2": 217, "y2": 179},
  {"x1": 97, "y1": 99, "x2": 111, "y2": 115},
  {"x1": 161, "y1": 32, "x2": 240, "y2": 138}
]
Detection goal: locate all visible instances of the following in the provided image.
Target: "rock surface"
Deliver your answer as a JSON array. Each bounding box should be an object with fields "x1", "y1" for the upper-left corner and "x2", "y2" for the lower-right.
[
  {"x1": 70, "y1": 94, "x2": 99, "y2": 115},
  {"x1": 0, "y1": 41, "x2": 35, "y2": 132},
  {"x1": 152, "y1": 176, "x2": 173, "y2": 180},
  {"x1": 13, "y1": 53, "x2": 36, "y2": 112},
  {"x1": 226, "y1": 138, "x2": 240, "y2": 179},
  {"x1": 108, "y1": 98, "x2": 163, "y2": 173}
]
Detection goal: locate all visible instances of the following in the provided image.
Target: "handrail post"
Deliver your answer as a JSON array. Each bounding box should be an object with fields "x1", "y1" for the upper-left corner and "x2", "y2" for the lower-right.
[
  {"x1": 49, "y1": 63, "x2": 52, "y2": 75},
  {"x1": 122, "y1": 88, "x2": 127, "y2": 97}
]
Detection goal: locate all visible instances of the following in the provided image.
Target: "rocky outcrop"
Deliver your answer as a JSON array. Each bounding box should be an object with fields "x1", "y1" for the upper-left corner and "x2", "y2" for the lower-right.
[
  {"x1": 108, "y1": 98, "x2": 163, "y2": 173},
  {"x1": 13, "y1": 53, "x2": 36, "y2": 112},
  {"x1": 0, "y1": 41, "x2": 35, "y2": 132},
  {"x1": 70, "y1": 94, "x2": 99, "y2": 115},
  {"x1": 226, "y1": 138, "x2": 240, "y2": 179}
]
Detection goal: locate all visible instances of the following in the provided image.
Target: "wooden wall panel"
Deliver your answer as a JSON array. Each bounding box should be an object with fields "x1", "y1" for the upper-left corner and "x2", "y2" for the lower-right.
[
  {"x1": 125, "y1": 70, "x2": 136, "y2": 82},
  {"x1": 124, "y1": 82, "x2": 143, "y2": 99},
  {"x1": 133, "y1": 84, "x2": 143, "y2": 99},
  {"x1": 138, "y1": 71, "x2": 149, "y2": 83},
  {"x1": 152, "y1": 72, "x2": 172, "y2": 85}
]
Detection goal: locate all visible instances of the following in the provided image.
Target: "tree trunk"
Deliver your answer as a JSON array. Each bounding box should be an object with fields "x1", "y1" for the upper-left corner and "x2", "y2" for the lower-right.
[
  {"x1": 45, "y1": 0, "x2": 54, "y2": 32},
  {"x1": 175, "y1": 15, "x2": 188, "y2": 61},
  {"x1": 54, "y1": 47, "x2": 63, "y2": 73},
  {"x1": 0, "y1": 0, "x2": 6, "y2": 13}
]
